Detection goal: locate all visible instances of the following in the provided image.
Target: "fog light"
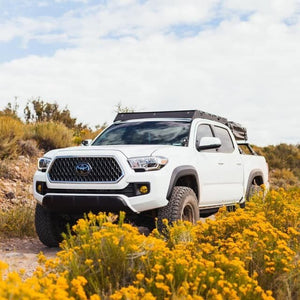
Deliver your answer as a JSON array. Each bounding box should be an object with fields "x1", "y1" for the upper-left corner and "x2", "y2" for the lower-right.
[
  {"x1": 37, "y1": 184, "x2": 42, "y2": 194},
  {"x1": 139, "y1": 185, "x2": 148, "y2": 194}
]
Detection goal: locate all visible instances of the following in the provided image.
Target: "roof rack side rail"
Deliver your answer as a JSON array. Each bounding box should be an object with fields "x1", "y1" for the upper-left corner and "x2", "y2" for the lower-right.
[{"x1": 114, "y1": 110, "x2": 197, "y2": 122}]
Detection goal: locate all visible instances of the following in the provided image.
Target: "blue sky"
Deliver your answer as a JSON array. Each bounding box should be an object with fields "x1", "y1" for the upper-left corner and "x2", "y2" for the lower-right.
[
  {"x1": 0, "y1": 0, "x2": 235, "y2": 62},
  {"x1": 0, "y1": 0, "x2": 299, "y2": 145},
  {"x1": 0, "y1": 0, "x2": 87, "y2": 61}
]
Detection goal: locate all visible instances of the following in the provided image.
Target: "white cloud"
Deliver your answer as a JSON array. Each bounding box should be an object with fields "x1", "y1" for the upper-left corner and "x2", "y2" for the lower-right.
[
  {"x1": 0, "y1": 17, "x2": 58, "y2": 44},
  {"x1": 224, "y1": 0, "x2": 299, "y2": 20},
  {"x1": 0, "y1": 0, "x2": 220, "y2": 45},
  {"x1": 54, "y1": 0, "x2": 89, "y2": 3},
  {"x1": 0, "y1": 1, "x2": 299, "y2": 145}
]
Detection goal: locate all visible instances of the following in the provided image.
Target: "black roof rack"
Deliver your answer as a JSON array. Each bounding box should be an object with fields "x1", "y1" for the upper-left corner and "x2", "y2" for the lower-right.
[
  {"x1": 114, "y1": 110, "x2": 247, "y2": 140},
  {"x1": 226, "y1": 121, "x2": 247, "y2": 141}
]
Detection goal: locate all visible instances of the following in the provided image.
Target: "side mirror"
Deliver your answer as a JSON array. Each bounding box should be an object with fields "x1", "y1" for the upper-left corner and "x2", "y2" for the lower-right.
[
  {"x1": 81, "y1": 139, "x2": 92, "y2": 146},
  {"x1": 198, "y1": 137, "x2": 221, "y2": 150}
]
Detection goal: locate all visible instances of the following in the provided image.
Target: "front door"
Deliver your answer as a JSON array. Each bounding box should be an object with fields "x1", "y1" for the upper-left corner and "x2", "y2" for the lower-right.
[{"x1": 195, "y1": 124, "x2": 223, "y2": 207}]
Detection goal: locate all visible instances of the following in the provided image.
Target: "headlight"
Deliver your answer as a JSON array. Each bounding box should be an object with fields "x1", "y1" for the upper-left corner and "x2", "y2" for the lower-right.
[
  {"x1": 38, "y1": 157, "x2": 52, "y2": 172},
  {"x1": 128, "y1": 156, "x2": 168, "y2": 171}
]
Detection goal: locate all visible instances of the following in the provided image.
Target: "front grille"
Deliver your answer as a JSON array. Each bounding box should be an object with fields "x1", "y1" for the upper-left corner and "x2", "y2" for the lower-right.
[{"x1": 48, "y1": 157, "x2": 123, "y2": 182}]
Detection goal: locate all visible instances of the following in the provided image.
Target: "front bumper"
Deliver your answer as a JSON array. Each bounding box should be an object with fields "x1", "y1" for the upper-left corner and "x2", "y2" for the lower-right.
[
  {"x1": 33, "y1": 167, "x2": 170, "y2": 214},
  {"x1": 42, "y1": 194, "x2": 132, "y2": 214}
]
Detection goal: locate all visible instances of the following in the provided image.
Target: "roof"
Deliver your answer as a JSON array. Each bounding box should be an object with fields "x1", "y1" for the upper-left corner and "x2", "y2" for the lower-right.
[
  {"x1": 114, "y1": 110, "x2": 227, "y2": 122},
  {"x1": 114, "y1": 110, "x2": 247, "y2": 140}
]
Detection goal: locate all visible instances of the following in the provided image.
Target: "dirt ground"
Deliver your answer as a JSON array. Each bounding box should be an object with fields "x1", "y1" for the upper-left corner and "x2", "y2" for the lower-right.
[
  {"x1": 0, "y1": 237, "x2": 59, "y2": 277},
  {"x1": 0, "y1": 156, "x2": 54, "y2": 277},
  {"x1": 0, "y1": 218, "x2": 214, "y2": 278}
]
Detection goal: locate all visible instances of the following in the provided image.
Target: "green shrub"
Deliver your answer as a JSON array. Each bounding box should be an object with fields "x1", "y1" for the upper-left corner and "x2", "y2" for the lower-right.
[
  {"x1": 0, "y1": 116, "x2": 24, "y2": 159},
  {"x1": 31, "y1": 122, "x2": 73, "y2": 151}
]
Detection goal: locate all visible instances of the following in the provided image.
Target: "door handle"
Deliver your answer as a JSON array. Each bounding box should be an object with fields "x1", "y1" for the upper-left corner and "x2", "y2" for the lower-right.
[
  {"x1": 236, "y1": 163, "x2": 242, "y2": 166},
  {"x1": 218, "y1": 162, "x2": 224, "y2": 165}
]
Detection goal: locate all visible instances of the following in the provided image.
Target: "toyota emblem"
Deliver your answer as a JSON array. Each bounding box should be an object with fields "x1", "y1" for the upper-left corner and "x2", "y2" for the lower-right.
[{"x1": 75, "y1": 162, "x2": 92, "y2": 176}]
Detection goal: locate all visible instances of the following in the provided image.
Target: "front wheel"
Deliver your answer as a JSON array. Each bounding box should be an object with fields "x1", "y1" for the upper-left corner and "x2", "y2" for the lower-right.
[
  {"x1": 158, "y1": 186, "x2": 199, "y2": 229},
  {"x1": 35, "y1": 204, "x2": 69, "y2": 247}
]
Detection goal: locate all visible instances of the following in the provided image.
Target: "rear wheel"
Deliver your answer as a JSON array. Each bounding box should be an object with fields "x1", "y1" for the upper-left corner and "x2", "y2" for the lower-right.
[
  {"x1": 35, "y1": 204, "x2": 69, "y2": 247},
  {"x1": 241, "y1": 179, "x2": 263, "y2": 208},
  {"x1": 248, "y1": 184, "x2": 262, "y2": 199},
  {"x1": 158, "y1": 186, "x2": 199, "y2": 230}
]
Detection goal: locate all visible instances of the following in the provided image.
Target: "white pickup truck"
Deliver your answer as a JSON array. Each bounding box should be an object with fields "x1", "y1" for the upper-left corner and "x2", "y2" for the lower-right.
[{"x1": 33, "y1": 110, "x2": 269, "y2": 246}]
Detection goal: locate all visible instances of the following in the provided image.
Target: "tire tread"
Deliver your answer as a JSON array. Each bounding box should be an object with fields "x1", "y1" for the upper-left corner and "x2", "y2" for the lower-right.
[
  {"x1": 158, "y1": 186, "x2": 199, "y2": 229},
  {"x1": 35, "y1": 204, "x2": 63, "y2": 247}
]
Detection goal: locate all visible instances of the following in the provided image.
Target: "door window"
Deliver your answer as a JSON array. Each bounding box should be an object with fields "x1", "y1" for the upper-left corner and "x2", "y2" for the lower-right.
[
  {"x1": 195, "y1": 124, "x2": 215, "y2": 152},
  {"x1": 213, "y1": 126, "x2": 235, "y2": 153}
]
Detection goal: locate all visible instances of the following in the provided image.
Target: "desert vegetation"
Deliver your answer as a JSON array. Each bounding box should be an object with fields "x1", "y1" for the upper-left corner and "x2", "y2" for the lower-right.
[
  {"x1": 0, "y1": 188, "x2": 299, "y2": 299},
  {"x1": 0, "y1": 100, "x2": 103, "y2": 157},
  {"x1": 0, "y1": 100, "x2": 299, "y2": 299},
  {"x1": 253, "y1": 144, "x2": 300, "y2": 188}
]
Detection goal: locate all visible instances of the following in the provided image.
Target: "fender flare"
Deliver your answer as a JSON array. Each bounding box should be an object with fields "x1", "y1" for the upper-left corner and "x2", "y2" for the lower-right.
[{"x1": 166, "y1": 165, "x2": 200, "y2": 200}]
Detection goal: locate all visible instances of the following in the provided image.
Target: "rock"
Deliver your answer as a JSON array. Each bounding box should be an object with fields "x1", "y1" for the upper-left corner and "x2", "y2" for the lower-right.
[
  {"x1": 5, "y1": 252, "x2": 25, "y2": 258},
  {"x1": 10, "y1": 198, "x2": 18, "y2": 204},
  {"x1": 5, "y1": 192, "x2": 15, "y2": 199},
  {"x1": 138, "y1": 226, "x2": 150, "y2": 236}
]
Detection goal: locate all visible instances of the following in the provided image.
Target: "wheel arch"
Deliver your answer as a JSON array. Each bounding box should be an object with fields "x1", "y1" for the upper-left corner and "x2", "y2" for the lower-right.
[
  {"x1": 245, "y1": 169, "x2": 264, "y2": 200},
  {"x1": 166, "y1": 166, "x2": 199, "y2": 201}
]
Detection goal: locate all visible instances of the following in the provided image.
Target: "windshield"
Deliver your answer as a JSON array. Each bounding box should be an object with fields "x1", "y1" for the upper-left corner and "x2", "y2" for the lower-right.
[{"x1": 92, "y1": 121, "x2": 191, "y2": 146}]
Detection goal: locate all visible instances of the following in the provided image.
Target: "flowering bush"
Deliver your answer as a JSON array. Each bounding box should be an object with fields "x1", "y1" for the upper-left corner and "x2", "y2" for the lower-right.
[{"x1": 0, "y1": 188, "x2": 299, "y2": 299}]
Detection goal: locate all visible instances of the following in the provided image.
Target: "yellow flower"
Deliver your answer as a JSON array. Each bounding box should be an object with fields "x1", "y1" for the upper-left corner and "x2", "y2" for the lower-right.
[
  {"x1": 209, "y1": 276, "x2": 214, "y2": 283},
  {"x1": 136, "y1": 273, "x2": 144, "y2": 281},
  {"x1": 166, "y1": 273, "x2": 174, "y2": 282}
]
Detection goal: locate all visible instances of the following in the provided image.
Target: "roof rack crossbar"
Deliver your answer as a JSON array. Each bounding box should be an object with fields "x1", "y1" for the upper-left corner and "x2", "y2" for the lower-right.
[{"x1": 114, "y1": 110, "x2": 247, "y2": 140}]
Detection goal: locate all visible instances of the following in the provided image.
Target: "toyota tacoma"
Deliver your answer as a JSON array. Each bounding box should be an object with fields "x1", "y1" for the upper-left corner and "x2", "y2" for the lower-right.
[{"x1": 33, "y1": 110, "x2": 269, "y2": 246}]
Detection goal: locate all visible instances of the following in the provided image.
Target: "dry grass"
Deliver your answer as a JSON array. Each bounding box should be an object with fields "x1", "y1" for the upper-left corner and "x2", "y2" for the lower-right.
[
  {"x1": 0, "y1": 116, "x2": 24, "y2": 159},
  {"x1": 0, "y1": 204, "x2": 36, "y2": 238},
  {"x1": 26, "y1": 122, "x2": 73, "y2": 151}
]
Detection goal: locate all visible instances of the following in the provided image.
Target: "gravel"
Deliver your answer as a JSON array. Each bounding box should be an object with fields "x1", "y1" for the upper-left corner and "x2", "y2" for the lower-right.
[{"x1": 0, "y1": 238, "x2": 59, "y2": 277}]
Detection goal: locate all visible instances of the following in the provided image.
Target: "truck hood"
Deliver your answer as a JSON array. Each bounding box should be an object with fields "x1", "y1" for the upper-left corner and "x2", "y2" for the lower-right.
[{"x1": 44, "y1": 145, "x2": 171, "y2": 159}]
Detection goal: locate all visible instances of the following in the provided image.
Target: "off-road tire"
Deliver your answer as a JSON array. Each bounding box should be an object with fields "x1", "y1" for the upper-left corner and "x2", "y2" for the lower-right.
[
  {"x1": 240, "y1": 181, "x2": 262, "y2": 208},
  {"x1": 35, "y1": 204, "x2": 68, "y2": 247},
  {"x1": 158, "y1": 186, "x2": 199, "y2": 230}
]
